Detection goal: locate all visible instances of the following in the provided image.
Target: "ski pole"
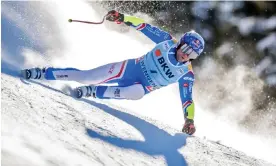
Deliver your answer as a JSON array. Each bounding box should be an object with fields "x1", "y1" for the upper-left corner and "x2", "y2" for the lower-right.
[{"x1": 68, "y1": 15, "x2": 107, "y2": 25}]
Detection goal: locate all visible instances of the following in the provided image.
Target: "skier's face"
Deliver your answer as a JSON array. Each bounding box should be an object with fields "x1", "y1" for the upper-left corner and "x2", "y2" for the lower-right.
[
  {"x1": 176, "y1": 48, "x2": 190, "y2": 62},
  {"x1": 176, "y1": 43, "x2": 199, "y2": 62}
]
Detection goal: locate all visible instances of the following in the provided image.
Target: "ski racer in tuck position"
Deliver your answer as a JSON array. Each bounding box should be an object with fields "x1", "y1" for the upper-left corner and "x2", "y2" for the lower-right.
[{"x1": 22, "y1": 10, "x2": 205, "y2": 135}]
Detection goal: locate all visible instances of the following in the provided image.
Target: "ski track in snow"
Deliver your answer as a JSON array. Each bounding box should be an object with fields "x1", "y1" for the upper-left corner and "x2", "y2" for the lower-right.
[
  {"x1": 1, "y1": 74, "x2": 274, "y2": 166},
  {"x1": 1, "y1": 1, "x2": 276, "y2": 166}
]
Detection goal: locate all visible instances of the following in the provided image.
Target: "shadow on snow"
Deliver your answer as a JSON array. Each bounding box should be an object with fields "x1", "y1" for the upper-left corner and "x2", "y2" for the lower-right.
[
  {"x1": 83, "y1": 98, "x2": 188, "y2": 166},
  {"x1": 14, "y1": 79, "x2": 189, "y2": 166}
]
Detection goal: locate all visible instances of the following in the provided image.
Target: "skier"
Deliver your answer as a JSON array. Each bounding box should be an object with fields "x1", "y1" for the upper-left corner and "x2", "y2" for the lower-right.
[{"x1": 21, "y1": 10, "x2": 205, "y2": 135}]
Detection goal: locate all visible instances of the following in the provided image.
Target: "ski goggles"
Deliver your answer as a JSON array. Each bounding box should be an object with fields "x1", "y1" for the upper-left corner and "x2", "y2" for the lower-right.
[{"x1": 180, "y1": 43, "x2": 199, "y2": 60}]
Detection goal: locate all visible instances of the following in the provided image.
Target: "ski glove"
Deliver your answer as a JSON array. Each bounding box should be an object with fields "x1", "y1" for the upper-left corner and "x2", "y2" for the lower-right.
[
  {"x1": 182, "y1": 119, "x2": 196, "y2": 135},
  {"x1": 106, "y1": 10, "x2": 124, "y2": 22}
]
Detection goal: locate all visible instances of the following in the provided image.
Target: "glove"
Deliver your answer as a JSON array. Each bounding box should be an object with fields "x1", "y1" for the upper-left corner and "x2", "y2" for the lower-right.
[
  {"x1": 182, "y1": 119, "x2": 196, "y2": 135},
  {"x1": 106, "y1": 10, "x2": 124, "y2": 22}
]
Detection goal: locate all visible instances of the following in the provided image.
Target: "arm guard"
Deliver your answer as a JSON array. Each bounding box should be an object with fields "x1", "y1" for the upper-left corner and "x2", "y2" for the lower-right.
[
  {"x1": 123, "y1": 15, "x2": 174, "y2": 44},
  {"x1": 178, "y1": 67, "x2": 195, "y2": 120}
]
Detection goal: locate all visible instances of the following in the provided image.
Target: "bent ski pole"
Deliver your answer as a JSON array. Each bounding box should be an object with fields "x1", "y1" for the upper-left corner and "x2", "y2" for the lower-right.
[{"x1": 68, "y1": 15, "x2": 107, "y2": 25}]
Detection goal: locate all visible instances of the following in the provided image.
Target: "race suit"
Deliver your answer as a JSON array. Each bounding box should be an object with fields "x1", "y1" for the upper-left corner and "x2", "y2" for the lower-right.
[{"x1": 43, "y1": 15, "x2": 195, "y2": 120}]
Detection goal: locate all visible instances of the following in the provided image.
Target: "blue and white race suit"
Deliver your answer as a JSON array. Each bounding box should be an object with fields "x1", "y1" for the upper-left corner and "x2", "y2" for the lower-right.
[{"x1": 44, "y1": 15, "x2": 195, "y2": 120}]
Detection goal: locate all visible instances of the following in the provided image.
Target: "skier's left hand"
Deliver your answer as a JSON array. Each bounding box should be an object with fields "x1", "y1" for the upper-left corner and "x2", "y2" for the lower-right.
[{"x1": 182, "y1": 119, "x2": 196, "y2": 135}]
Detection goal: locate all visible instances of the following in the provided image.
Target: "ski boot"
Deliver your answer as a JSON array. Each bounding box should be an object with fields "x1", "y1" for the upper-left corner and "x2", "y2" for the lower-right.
[
  {"x1": 21, "y1": 67, "x2": 46, "y2": 80},
  {"x1": 75, "y1": 85, "x2": 96, "y2": 98}
]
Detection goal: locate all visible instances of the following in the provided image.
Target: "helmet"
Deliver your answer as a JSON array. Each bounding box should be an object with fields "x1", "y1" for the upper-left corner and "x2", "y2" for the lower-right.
[{"x1": 177, "y1": 30, "x2": 205, "y2": 59}]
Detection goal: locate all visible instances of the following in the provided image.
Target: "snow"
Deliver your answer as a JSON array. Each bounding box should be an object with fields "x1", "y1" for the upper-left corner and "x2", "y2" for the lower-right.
[
  {"x1": 256, "y1": 33, "x2": 276, "y2": 52},
  {"x1": 1, "y1": 1, "x2": 276, "y2": 166},
  {"x1": 254, "y1": 56, "x2": 273, "y2": 76},
  {"x1": 2, "y1": 74, "x2": 274, "y2": 166}
]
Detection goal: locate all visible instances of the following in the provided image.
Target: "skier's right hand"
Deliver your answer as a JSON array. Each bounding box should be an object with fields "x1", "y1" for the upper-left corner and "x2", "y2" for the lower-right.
[
  {"x1": 182, "y1": 119, "x2": 196, "y2": 135},
  {"x1": 106, "y1": 10, "x2": 124, "y2": 22}
]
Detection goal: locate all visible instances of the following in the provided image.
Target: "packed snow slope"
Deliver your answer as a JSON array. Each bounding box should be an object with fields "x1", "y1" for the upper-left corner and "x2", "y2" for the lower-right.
[
  {"x1": 1, "y1": 1, "x2": 276, "y2": 166},
  {"x1": 2, "y1": 73, "x2": 274, "y2": 166}
]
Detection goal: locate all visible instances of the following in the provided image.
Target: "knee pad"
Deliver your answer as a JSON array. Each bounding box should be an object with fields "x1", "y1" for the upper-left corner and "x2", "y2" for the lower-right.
[{"x1": 124, "y1": 84, "x2": 145, "y2": 100}]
